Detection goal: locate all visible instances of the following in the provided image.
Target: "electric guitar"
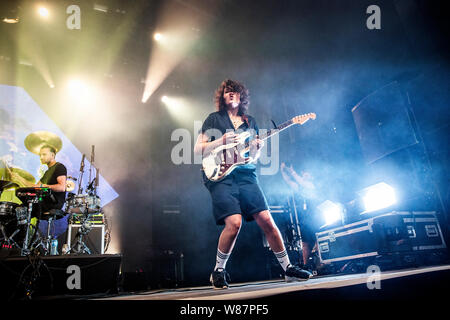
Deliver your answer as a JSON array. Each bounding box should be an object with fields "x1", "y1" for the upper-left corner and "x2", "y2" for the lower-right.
[{"x1": 202, "y1": 112, "x2": 316, "y2": 181}]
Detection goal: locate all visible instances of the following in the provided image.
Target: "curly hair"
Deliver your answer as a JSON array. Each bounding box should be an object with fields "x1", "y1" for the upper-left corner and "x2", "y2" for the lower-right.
[{"x1": 214, "y1": 79, "x2": 250, "y2": 115}]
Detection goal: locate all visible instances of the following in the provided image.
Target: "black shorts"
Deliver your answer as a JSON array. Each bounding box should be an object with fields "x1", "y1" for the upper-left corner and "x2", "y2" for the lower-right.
[{"x1": 205, "y1": 169, "x2": 269, "y2": 225}]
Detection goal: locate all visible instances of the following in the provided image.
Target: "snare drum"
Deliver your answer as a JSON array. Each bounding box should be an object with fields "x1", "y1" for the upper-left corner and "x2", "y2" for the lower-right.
[
  {"x1": 67, "y1": 194, "x2": 101, "y2": 214},
  {"x1": 0, "y1": 201, "x2": 18, "y2": 217}
]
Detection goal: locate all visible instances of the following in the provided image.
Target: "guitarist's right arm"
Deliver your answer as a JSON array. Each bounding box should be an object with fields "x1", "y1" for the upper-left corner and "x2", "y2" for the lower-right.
[{"x1": 194, "y1": 131, "x2": 239, "y2": 157}]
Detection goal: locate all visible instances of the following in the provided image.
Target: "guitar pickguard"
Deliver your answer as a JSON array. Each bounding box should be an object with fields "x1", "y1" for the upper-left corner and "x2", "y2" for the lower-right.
[{"x1": 212, "y1": 143, "x2": 250, "y2": 180}]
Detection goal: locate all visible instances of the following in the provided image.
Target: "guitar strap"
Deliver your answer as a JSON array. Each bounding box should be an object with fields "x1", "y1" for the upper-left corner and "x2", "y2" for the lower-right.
[{"x1": 242, "y1": 114, "x2": 249, "y2": 127}]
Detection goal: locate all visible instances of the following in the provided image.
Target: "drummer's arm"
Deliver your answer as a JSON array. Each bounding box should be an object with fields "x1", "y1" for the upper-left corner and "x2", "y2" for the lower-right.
[{"x1": 40, "y1": 175, "x2": 66, "y2": 192}]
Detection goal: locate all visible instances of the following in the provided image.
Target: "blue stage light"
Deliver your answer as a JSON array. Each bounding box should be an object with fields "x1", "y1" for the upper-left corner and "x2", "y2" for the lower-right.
[
  {"x1": 317, "y1": 200, "x2": 344, "y2": 227},
  {"x1": 361, "y1": 182, "x2": 396, "y2": 213}
]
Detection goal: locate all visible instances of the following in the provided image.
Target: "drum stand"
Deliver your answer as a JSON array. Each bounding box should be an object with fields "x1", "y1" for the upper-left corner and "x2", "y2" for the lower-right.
[
  {"x1": 44, "y1": 215, "x2": 56, "y2": 254},
  {"x1": 21, "y1": 198, "x2": 40, "y2": 256},
  {"x1": 32, "y1": 212, "x2": 62, "y2": 255},
  {"x1": 29, "y1": 230, "x2": 48, "y2": 255},
  {"x1": 68, "y1": 207, "x2": 92, "y2": 255},
  {"x1": 286, "y1": 194, "x2": 303, "y2": 253},
  {"x1": 0, "y1": 221, "x2": 21, "y2": 249}
]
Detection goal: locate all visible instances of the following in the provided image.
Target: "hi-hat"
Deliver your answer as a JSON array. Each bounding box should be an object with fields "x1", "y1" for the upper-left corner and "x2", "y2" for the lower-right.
[{"x1": 24, "y1": 131, "x2": 62, "y2": 155}]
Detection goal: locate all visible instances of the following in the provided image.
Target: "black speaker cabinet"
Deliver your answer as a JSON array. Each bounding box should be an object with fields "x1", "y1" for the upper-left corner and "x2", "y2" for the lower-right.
[
  {"x1": 352, "y1": 81, "x2": 418, "y2": 164},
  {"x1": 67, "y1": 224, "x2": 105, "y2": 254}
]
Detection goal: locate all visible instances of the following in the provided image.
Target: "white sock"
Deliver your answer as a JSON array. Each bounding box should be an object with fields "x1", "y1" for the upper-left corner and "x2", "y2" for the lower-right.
[
  {"x1": 274, "y1": 249, "x2": 291, "y2": 271},
  {"x1": 214, "y1": 249, "x2": 231, "y2": 271}
]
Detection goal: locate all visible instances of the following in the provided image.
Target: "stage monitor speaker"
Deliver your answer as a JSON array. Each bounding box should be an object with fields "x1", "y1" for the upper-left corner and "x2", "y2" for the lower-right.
[
  {"x1": 352, "y1": 81, "x2": 418, "y2": 164},
  {"x1": 150, "y1": 250, "x2": 184, "y2": 288},
  {"x1": 67, "y1": 224, "x2": 105, "y2": 254}
]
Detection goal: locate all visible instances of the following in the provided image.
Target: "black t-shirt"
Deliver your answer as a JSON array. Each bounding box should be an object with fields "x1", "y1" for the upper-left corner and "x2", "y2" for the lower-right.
[
  {"x1": 40, "y1": 162, "x2": 67, "y2": 210},
  {"x1": 200, "y1": 109, "x2": 260, "y2": 186}
]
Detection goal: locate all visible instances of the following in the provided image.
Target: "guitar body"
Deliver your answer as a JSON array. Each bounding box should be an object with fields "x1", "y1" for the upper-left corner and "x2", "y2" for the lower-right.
[
  {"x1": 202, "y1": 131, "x2": 256, "y2": 182},
  {"x1": 202, "y1": 112, "x2": 316, "y2": 182}
]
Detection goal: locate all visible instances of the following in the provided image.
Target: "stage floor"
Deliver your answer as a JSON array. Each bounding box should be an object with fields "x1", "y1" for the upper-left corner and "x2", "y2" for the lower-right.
[{"x1": 97, "y1": 264, "x2": 450, "y2": 300}]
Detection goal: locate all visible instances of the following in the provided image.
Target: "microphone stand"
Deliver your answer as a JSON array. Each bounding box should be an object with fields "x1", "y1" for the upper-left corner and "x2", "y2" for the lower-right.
[
  {"x1": 94, "y1": 167, "x2": 99, "y2": 196},
  {"x1": 89, "y1": 145, "x2": 95, "y2": 190},
  {"x1": 77, "y1": 154, "x2": 85, "y2": 195}
]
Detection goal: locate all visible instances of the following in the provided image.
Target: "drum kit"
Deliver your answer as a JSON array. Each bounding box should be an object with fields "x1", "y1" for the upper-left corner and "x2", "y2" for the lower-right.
[{"x1": 0, "y1": 131, "x2": 104, "y2": 256}]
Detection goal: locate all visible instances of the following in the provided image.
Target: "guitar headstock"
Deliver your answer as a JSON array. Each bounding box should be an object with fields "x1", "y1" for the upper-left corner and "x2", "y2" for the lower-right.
[{"x1": 292, "y1": 113, "x2": 316, "y2": 125}]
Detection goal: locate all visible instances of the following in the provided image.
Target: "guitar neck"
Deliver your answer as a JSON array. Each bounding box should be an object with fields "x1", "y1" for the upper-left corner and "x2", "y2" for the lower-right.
[{"x1": 257, "y1": 119, "x2": 296, "y2": 141}]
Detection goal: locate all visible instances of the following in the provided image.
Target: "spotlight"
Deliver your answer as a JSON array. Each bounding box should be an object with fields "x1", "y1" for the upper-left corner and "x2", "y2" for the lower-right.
[
  {"x1": 160, "y1": 95, "x2": 189, "y2": 121},
  {"x1": 161, "y1": 95, "x2": 182, "y2": 109},
  {"x1": 360, "y1": 182, "x2": 396, "y2": 213},
  {"x1": 93, "y1": 4, "x2": 109, "y2": 13},
  {"x1": 3, "y1": 18, "x2": 19, "y2": 24},
  {"x1": 153, "y1": 33, "x2": 163, "y2": 41},
  {"x1": 66, "y1": 78, "x2": 97, "y2": 106},
  {"x1": 317, "y1": 200, "x2": 344, "y2": 227},
  {"x1": 68, "y1": 79, "x2": 88, "y2": 94},
  {"x1": 38, "y1": 7, "x2": 49, "y2": 18}
]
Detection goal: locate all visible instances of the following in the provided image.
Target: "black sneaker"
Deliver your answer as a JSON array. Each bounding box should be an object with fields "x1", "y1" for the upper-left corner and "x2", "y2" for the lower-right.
[
  {"x1": 210, "y1": 268, "x2": 231, "y2": 289},
  {"x1": 285, "y1": 264, "x2": 313, "y2": 282}
]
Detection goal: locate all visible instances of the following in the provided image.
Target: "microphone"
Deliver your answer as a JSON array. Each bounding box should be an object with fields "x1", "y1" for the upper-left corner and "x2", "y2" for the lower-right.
[
  {"x1": 87, "y1": 178, "x2": 95, "y2": 190},
  {"x1": 87, "y1": 167, "x2": 99, "y2": 191}
]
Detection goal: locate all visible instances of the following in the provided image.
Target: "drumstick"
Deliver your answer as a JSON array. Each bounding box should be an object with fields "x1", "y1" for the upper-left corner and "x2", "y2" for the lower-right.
[
  {"x1": 1, "y1": 159, "x2": 13, "y2": 180},
  {"x1": 1, "y1": 160, "x2": 30, "y2": 187}
]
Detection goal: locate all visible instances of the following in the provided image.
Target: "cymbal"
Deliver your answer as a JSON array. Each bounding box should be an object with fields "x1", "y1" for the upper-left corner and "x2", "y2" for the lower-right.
[
  {"x1": 24, "y1": 131, "x2": 62, "y2": 155},
  {"x1": 66, "y1": 180, "x2": 75, "y2": 192},
  {"x1": 0, "y1": 180, "x2": 19, "y2": 192},
  {"x1": 0, "y1": 167, "x2": 36, "y2": 185}
]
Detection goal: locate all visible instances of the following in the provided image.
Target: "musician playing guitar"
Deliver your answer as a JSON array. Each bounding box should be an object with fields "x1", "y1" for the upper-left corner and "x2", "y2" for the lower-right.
[{"x1": 194, "y1": 79, "x2": 313, "y2": 289}]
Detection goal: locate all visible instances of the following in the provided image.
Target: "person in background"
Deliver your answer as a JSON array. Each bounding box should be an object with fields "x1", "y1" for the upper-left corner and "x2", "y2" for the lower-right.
[{"x1": 280, "y1": 162, "x2": 320, "y2": 269}]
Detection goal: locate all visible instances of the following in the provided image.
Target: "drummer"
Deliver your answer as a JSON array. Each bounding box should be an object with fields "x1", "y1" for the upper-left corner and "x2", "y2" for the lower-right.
[
  {"x1": 13, "y1": 144, "x2": 68, "y2": 246},
  {"x1": 10, "y1": 144, "x2": 67, "y2": 213}
]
